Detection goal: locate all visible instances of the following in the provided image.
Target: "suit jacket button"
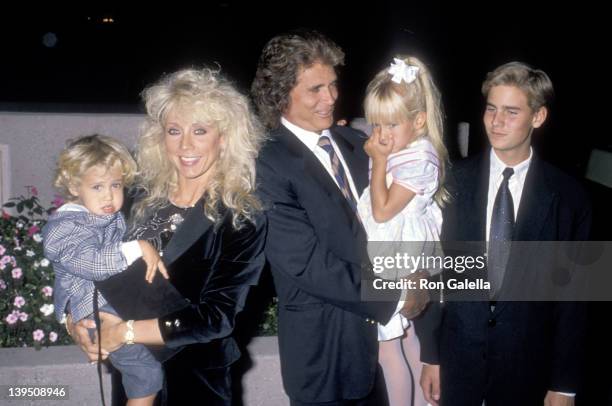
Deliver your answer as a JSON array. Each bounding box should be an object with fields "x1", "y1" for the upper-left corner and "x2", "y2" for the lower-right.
[
  {"x1": 174, "y1": 319, "x2": 181, "y2": 327},
  {"x1": 365, "y1": 318, "x2": 370, "y2": 322},
  {"x1": 165, "y1": 321, "x2": 172, "y2": 327},
  {"x1": 488, "y1": 318, "x2": 496, "y2": 327}
]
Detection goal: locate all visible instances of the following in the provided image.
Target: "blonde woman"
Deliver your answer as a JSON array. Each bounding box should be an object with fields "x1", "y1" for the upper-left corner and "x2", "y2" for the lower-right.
[{"x1": 68, "y1": 68, "x2": 267, "y2": 406}]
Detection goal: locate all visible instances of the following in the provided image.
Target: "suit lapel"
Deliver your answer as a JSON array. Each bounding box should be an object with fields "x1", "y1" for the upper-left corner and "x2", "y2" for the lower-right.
[
  {"x1": 162, "y1": 200, "x2": 214, "y2": 266},
  {"x1": 276, "y1": 125, "x2": 363, "y2": 231},
  {"x1": 513, "y1": 155, "x2": 555, "y2": 241},
  {"x1": 330, "y1": 126, "x2": 369, "y2": 194}
]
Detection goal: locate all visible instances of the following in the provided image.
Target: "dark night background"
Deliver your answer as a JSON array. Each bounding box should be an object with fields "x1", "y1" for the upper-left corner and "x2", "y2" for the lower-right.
[
  {"x1": 1, "y1": 2, "x2": 608, "y2": 170},
  {"x1": 1, "y1": 3, "x2": 610, "y2": 404}
]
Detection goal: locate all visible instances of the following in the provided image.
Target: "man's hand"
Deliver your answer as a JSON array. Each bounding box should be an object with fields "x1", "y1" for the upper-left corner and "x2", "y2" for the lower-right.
[
  {"x1": 544, "y1": 391, "x2": 574, "y2": 406},
  {"x1": 420, "y1": 364, "x2": 441, "y2": 406},
  {"x1": 66, "y1": 314, "x2": 109, "y2": 362},
  {"x1": 399, "y1": 270, "x2": 430, "y2": 319},
  {"x1": 138, "y1": 240, "x2": 169, "y2": 283}
]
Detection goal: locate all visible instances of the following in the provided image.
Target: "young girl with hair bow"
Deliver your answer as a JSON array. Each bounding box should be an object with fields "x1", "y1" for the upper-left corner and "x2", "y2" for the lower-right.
[{"x1": 358, "y1": 56, "x2": 449, "y2": 406}]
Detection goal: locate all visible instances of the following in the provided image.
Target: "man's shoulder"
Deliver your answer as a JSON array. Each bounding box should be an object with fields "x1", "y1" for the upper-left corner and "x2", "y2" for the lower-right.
[
  {"x1": 331, "y1": 125, "x2": 367, "y2": 148},
  {"x1": 449, "y1": 153, "x2": 484, "y2": 178},
  {"x1": 537, "y1": 158, "x2": 591, "y2": 208},
  {"x1": 258, "y1": 130, "x2": 290, "y2": 167}
]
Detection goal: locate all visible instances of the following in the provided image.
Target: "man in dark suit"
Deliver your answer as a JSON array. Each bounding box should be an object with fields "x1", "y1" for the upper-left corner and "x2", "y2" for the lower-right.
[
  {"x1": 417, "y1": 62, "x2": 591, "y2": 406},
  {"x1": 252, "y1": 30, "x2": 429, "y2": 406}
]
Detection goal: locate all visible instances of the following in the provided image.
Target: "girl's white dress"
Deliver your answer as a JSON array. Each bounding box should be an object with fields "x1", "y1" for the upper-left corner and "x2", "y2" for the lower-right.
[{"x1": 357, "y1": 137, "x2": 442, "y2": 341}]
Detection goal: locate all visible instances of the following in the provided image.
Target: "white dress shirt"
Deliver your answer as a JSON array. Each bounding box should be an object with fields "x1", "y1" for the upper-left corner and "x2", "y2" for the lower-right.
[{"x1": 281, "y1": 117, "x2": 360, "y2": 203}]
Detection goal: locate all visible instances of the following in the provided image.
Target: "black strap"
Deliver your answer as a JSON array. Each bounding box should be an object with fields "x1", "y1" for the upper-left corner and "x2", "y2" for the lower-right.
[{"x1": 92, "y1": 288, "x2": 107, "y2": 406}]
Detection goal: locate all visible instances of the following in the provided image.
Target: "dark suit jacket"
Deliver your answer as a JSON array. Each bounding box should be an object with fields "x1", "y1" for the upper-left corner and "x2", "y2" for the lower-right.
[
  {"x1": 256, "y1": 124, "x2": 399, "y2": 403},
  {"x1": 415, "y1": 150, "x2": 592, "y2": 406}
]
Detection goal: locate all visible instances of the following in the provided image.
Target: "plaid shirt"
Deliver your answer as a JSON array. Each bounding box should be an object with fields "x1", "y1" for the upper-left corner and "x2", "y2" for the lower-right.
[{"x1": 42, "y1": 204, "x2": 128, "y2": 322}]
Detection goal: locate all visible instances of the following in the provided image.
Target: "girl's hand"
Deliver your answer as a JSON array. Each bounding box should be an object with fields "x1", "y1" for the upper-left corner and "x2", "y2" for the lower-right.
[
  {"x1": 364, "y1": 126, "x2": 394, "y2": 161},
  {"x1": 99, "y1": 311, "x2": 127, "y2": 353}
]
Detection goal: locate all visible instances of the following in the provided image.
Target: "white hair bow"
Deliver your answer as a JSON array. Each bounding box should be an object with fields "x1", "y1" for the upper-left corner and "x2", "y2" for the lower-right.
[{"x1": 388, "y1": 58, "x2": 419, "y2": 84}]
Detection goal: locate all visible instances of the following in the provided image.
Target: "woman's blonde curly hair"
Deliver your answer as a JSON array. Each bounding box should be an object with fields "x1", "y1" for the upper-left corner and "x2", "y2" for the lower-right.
[{"x1": 132, "y1": 68, "x2": 265, "y2": 229}]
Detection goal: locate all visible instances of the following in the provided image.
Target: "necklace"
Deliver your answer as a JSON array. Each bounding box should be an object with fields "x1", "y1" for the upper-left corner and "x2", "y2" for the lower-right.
[{"x1": 169, "y1": 197, "x2": 197, "y2": 209}]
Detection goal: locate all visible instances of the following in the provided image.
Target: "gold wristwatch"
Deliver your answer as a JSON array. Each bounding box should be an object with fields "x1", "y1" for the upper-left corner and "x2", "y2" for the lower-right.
[{"x1": 124, "y1": 320, "x2": 135, "y2": 345}]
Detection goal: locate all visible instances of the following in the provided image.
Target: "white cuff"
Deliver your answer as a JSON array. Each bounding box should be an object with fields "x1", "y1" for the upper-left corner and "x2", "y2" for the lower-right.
[
  {"x1": 121, "y1": 241, "x2": 143, "y2": 266},
  {"x1": 553, "y1": 391, "x2": 575, "y2": 397},
  {"x1": 393, "y1": 288, "x2": 408, "y2": 317}
]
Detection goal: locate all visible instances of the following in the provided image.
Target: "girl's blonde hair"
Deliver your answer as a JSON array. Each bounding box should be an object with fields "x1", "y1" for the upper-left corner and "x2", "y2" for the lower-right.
[
  {"x1": 364, "y1": 55, "x2": 450, "y2": 206},
  {"x1": 54, "y1": 134, "x2": 137, "y2": 199},
  {"x1": 132, "y1": 68, "x2": 265, "y2": 229}
]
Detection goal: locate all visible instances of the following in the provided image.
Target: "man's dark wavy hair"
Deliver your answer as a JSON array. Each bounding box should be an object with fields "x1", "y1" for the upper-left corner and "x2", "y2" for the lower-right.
[{"x1": 251, "y1": 29, "x2": 345, "y2": 130}]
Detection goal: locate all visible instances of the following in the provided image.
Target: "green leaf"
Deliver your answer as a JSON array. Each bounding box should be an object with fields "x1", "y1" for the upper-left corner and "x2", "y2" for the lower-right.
[{"x1": 3, "y1": 202, "x2": 16, "y2": 208}]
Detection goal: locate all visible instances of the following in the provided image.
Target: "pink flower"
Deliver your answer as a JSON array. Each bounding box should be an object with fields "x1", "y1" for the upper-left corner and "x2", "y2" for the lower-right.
[
  {"x1": 0, "y1": 245, "x2": 5, "y2": 256},
  {"x1": 33, "y1": 329, "x2": 44, "y2": 341},
  {"x1": 11, "y1": 268, "x2": 22, "y2": 279},
  {"x1": 18, "y1": 312, "x2": 28, "y2": 322},
  {"x1": 42, "y1": 286, "x2": 53, "y2": 297},
  {"x1": 1, "y1": 255, "x2": 11, "y2": 265},
  {"x1": 26, "y1": 185, "x2": 38, "y2": 197},
  {"x1": 14, "y1": 296, "x2": 26, "y2": 308},
  {"x1": 27, "y1": 225, "x2": 41, "y2": 237},
  {"x1": 5, "y1": 312, "x2": 18, "y2": 325},
  {"x1": 0, "y1": 279, "x2": 6, "y2": 290},
  {"x1": 1, "y1": 210, "x2": 10, "y2": 220},
  {"x1": 52, "y1": 195, "x2": 65, "y2": 208},
  {"x1": 49, "y1": 332, "x2": 58, "y2": 342}
]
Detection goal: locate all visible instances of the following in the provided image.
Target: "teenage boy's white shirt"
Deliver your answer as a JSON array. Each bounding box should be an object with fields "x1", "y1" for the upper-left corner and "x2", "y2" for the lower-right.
[
  {"x1": 281, "y1": 117, "x2": 408, "y2": 318},
  {"x1": 58, "y1": 203, "x2": 142, "y2": 265}
]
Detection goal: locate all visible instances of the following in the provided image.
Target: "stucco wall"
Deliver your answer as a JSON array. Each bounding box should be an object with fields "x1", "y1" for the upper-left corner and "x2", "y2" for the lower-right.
[{"x1": 0, "y1": 112, "x2": 144, "y2": 206}]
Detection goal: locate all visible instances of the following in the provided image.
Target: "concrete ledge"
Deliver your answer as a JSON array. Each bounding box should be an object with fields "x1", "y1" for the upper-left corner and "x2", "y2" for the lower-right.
[{"x1": 0, "y1": 336, "x2": 288, "y2": 405}]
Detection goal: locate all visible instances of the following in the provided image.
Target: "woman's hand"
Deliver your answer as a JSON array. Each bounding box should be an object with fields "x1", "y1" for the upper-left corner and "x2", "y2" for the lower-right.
[
  {"x1": 66, "y1": 314, "x2": 109, "y2": 362},
  {"x1": 99, "y1": 311, "x2": 127, "y2": 353}
]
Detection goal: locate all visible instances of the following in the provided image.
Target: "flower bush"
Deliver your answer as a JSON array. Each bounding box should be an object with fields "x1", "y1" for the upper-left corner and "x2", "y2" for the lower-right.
[
  {"x1": 1, "y1": 187, "x2": 278, "y2": 349},
  {"x1": 0, "y1": 187, "x2": 70, "y2": 348},
  {"x1": 257, "y1": 296, "x2": 278, "y2": 336}
]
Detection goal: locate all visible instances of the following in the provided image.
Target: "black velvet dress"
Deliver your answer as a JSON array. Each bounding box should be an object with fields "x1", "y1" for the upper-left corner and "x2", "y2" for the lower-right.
[{"x1": 105, "y1": 201, "x2": 266, "y2": 406}]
